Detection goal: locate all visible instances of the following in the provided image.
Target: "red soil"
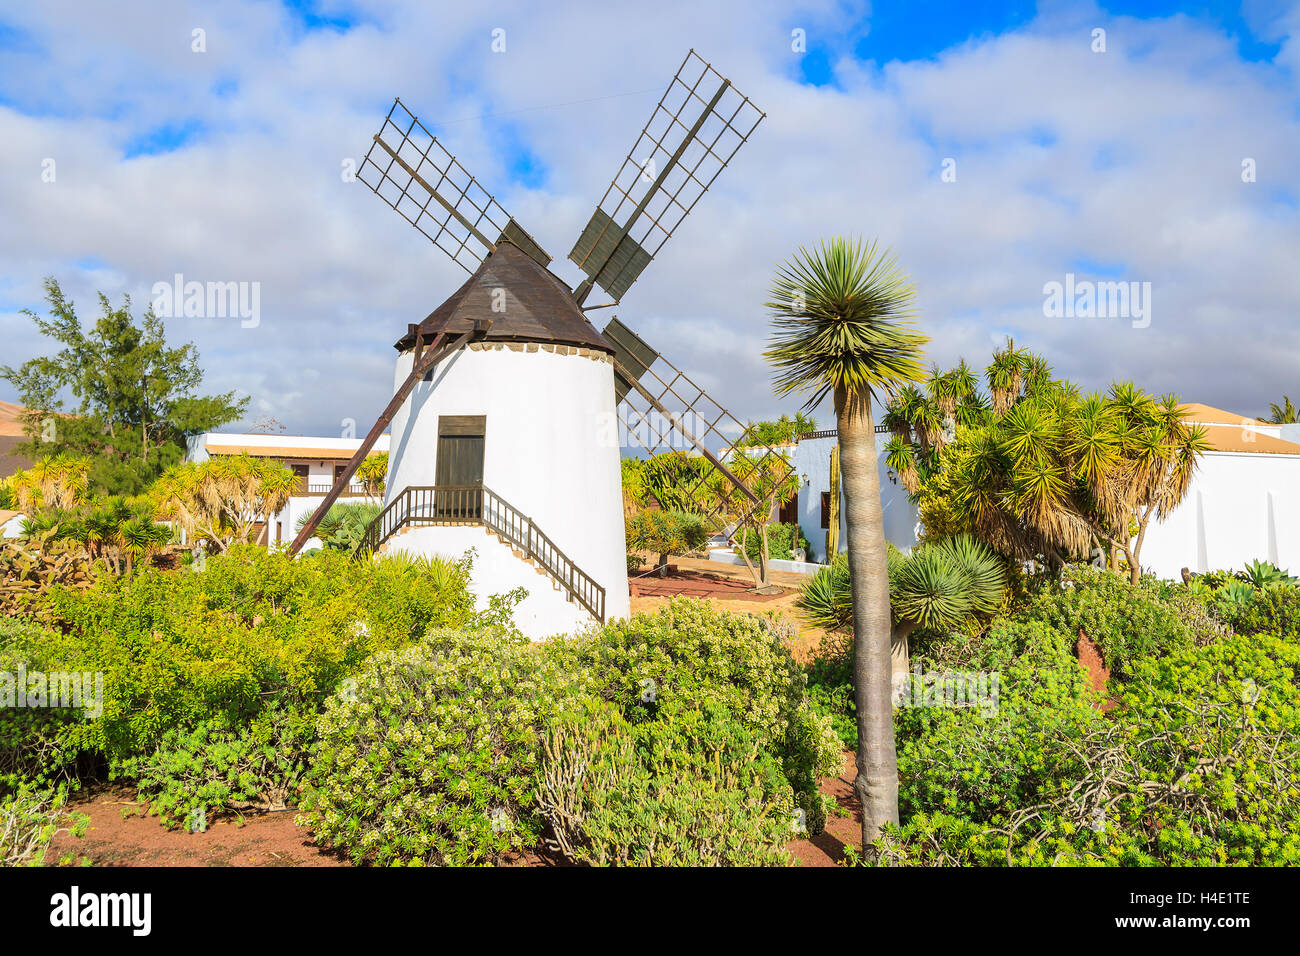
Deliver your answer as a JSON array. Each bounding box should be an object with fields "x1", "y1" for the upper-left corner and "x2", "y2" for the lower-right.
[
  {"x1": 50, "y1": 754, "x2": 861, "y2": 867},
  {"x1": 48, "y1": 785, "x2": 344, "y2": 867},
  {"x1": 629, "y1": 566, "x2": 789, "y2": 602}
]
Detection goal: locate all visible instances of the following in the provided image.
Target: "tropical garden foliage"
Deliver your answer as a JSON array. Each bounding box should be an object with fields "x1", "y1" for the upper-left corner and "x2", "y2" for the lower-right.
[
  {"x1": 151, "y1": 453, "x2": 296, "y2": 552},
  {"x1": 737, "y1": 413, "x2": 818, "y2": 446},
  {"x1": 0, "y1": 278, "x2": 247, "y2": 496},
  {"x1": 295, "y1": 501, "x2": 384, "y2": 555},
  {"x1": 885, "y1": 340, "x2": 1210, "y2": 583}
]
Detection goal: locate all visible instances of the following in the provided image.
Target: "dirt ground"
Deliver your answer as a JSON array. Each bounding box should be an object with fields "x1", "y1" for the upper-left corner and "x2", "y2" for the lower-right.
[
  {"x1": 49, "y1": 554, "x2": 852, "y2": 867},
  {"x1": 629, "y1": 554, "x2": 829, "y2": 662},
  {"x1": 51, "y1": 751, "x2": 860, "y2": 868}
]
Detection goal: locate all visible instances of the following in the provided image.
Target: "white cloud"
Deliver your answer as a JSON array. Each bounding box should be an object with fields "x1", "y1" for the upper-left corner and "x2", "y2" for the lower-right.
[{"x1": 1, "y1": 0, "x2": 1297, "y2": 438}]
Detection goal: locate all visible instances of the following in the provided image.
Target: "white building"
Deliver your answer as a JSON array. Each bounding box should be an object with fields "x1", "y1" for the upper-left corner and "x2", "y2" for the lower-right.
[
  {"x1": 378, "y1": 241, "x2": 630, "y2": 639},
  {"x1": 792, "y1": 402, "x2": 1300, "y2": 579},
  {"x1": 185, "y1": 432, "x2": 390, "y2": 549},
  {"x1": 791, "y1": 429, "x2": 920, "y2": 563},
  {"x1": 0, "y1": 509, "x2": 25, "y2": 538},
  {"x1": 1138, "y1": 404, "x2": 1300, "y2": 578}
]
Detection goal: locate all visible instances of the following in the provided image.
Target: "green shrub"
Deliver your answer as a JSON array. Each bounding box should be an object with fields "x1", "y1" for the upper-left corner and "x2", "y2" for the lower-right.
[
  {"x1": 879, "y1": 630, "x2": 1300, "y2": 866},
  {"x1": 1, "y1": 781, "x2": 88, "y2": 866},
  {"x1": 741, "y1": 522, "x2": 809, "y2": 563},
  {"x1": 536, "y1": 697, "x2": 793, "y2": 866},
  {"x1": 299, "y1": 628, "x2": 571, "y2": 866},
  {"x1": 29, "y1": 545, "x2": 477, "y2": 760},
  {"x1": 558, "y1": 598, "x2": 841, "y2": 834},
  {"x1": 113, "y1": 703, "x2": 315, "y2": 829},
  {"x1": 896, "y1": 620, "x2": 1101, "y2": 823},
  {"x1": 625, "y1": 509, "x2": 709, "y2": 576},
  {"x1": 1020, "y1": 565, "x2": 1201, "y2": 680},
  {"x1": 0, "y1": 619, "x2": 84, "y2": 792},
  {"x1": 1222, "y1": 584, "x2": 1300, "y2": 640},
  {"x1": 802, "y1": 630, "x2": 857, "y2": 750}
]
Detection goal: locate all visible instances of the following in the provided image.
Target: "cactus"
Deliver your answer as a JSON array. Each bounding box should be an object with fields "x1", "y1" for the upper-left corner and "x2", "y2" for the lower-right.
[{"x1": 826, "y1": 442, "x2": 840, "y2": 560}]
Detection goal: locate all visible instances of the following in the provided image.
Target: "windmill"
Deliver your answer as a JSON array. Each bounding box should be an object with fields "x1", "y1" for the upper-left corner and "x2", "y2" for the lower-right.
[{"x1": 288, "y1": 50, "x2": 795, "y2": 634}]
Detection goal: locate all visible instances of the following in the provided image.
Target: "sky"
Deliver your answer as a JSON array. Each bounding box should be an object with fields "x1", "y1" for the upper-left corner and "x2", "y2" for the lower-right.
[{"x1": 0, "y1": 0, "x2": 1297, "y2": 439}]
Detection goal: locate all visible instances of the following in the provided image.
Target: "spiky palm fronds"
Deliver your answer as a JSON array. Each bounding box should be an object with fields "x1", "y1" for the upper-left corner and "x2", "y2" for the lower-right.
[
  {"x1": 796, "y1": 534, "x2": 1006, "y2": 633},
  {"x1": 987, "y1": 339, "x2": 1026, "y2": 415},
  {"x1": 1267, "y1": 395, "x2": 1298, "y2": 425},
  {"x1": 883, "y1": 436, "x2": 919, "y2": 494},
  {"x1": 764, "y1": 237, "x2": 929, "y2": 409}
]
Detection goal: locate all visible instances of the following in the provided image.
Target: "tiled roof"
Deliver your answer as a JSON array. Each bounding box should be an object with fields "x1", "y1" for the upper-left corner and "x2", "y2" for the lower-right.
[{"x1": 394, "y1": 241, "x2": 614, "y2": 355}]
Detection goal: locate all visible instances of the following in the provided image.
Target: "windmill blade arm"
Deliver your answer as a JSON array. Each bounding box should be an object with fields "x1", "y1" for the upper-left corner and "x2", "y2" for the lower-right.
[
  {"x1": 568, "y1": 50, "x2": 764, "y2": 303},
  {"x1": 357, "y1": 98, "x2": 552, "y2": 272},
  {"x1": 286, "y1": 324, "x2": 484, "y2": 556},
  {"x1": 614, "y1": 358, "x2": 758, "y2": 506}
]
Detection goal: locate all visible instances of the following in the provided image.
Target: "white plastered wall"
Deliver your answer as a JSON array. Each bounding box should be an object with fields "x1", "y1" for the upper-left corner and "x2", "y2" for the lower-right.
[{"x1": 384, "y1": 341, "x2": 630, "y2": 637}]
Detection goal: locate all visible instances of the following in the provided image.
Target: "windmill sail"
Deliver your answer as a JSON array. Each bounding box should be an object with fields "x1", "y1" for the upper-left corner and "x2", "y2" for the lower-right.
[
  {"x1": 358, "y1": 98, "x2": 552, "y2": 273},
  {"x1": 603, "y1": 317, "x2": 793, "y2": 526},
  {"x1": 569, "y1": 50, "x2": 765, "y2": 304}
]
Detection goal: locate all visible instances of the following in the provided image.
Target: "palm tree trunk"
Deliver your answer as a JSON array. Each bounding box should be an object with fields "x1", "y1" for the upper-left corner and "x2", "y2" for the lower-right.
[
  {"x1": 891, "y1": 619, "x2": 919, "y2": 679},
  {"x1": 837, "y1": 383, "x2": 900, "y2": 852}
]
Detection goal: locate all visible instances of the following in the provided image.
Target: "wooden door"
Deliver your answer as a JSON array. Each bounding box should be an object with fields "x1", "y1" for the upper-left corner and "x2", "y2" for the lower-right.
[{"x1": 435, "y1": 416, "x2": 485, "y2": 518}]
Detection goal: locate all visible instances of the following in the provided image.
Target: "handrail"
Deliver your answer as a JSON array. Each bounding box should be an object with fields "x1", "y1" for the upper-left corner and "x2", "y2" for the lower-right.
[{"x1": 360, "y1": 484, "x2": 606, "y2": 623}]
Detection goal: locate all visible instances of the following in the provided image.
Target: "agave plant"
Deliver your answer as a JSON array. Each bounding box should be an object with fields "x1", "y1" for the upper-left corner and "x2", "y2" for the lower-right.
[
  {"x1": 296, "y1": 501, "x2": 384, "y2": 556},
  {"x1": 1239, "y1": 559, "x2": 1297, "y2": 589},
  {"x1": 1216, "y1": 579, "x2": 1257, "y2": 609}
]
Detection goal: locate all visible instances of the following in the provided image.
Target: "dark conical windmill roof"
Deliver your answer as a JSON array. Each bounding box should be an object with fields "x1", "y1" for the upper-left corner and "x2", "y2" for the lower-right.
[{"x1": 394, "y1": 241, "x2": 615, "y2": 355}]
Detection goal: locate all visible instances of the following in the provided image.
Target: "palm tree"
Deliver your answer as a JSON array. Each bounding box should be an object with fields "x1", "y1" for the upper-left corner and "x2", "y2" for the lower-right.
[
  {"x1": 1267, "y1": 395, "x2": 1298, "y2": 424},
  {"x1": 765, "y1": 236, "x2": 929, "y2": 851},
  {"x1": 986, "y1": 338, "x2": 1026, "y2": 415}
]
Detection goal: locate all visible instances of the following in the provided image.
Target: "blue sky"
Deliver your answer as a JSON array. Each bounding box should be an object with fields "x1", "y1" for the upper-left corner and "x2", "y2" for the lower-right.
[{"x1": 0, "y1": 0, "x2": 1297, "y2": 435}]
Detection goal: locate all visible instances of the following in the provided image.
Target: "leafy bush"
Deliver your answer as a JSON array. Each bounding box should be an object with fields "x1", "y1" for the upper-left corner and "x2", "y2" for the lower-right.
[
  {"x1": 114, "y1": 704, "x2": 314, "y2": 829},
  {"x1": 896, "y1": 620, "x2": 1101, "y2": 822},
  {"x1": 299, "y1": 628, "x2": 571, "y2": 866},
  {"x1": 556, "y1": 598, "x2": 841, "y2": 835},
  {"x1": 740, "y1": 521, "x2": 809, "y2": 563},
  {"x1": 802, "y1": 629, "x2": 856, "y2": 749},
  {"x1": 1, "y1": 782, "x2": 88, "y2": 866},
  {"x1": 625, "y1": 509, "x2": 708, "y2": 576},
  {"x1": 1222, "y1": 585, "x2": 1300, "y2": 640},
  {"x1": 877, "y1": 629, "x2": 1300, "y2": 866},
  {"x1": 3, "y1": 545, "x2": 478, "y2": 767},
  {"x1": 536, "y1": 697, "x2": 793, "y2": 866},
  {"x1": 1020, "y1": 565, "x2": 1201, "y2": 680}
]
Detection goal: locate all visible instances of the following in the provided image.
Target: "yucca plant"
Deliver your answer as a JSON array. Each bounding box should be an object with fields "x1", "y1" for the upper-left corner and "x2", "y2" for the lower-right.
[
  {"x1": 798, "y1": 534, "x2": 1007, "y2": 676},
  {"x1": 765, "y1": 236, "x2": 929, "y2": 850}
]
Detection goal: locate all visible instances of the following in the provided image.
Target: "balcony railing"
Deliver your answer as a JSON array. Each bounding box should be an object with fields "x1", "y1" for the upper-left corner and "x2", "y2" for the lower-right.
[{"x1": 299, "y1": 481, "x2": 375, "y2": 497}]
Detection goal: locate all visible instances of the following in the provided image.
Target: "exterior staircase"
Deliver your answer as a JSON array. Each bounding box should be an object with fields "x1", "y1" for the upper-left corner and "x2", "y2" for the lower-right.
[{"x1": 363, "y1": 484, "x2": 606, "y2": 623}]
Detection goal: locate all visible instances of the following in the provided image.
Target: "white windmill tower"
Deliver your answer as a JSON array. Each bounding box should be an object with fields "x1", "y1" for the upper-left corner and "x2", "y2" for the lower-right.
[{"x1": 289, "y1": 51, "x2": 792, "y2": 639}]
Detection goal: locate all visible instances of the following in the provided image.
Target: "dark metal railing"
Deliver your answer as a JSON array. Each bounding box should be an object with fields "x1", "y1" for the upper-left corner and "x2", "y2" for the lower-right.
[
  {"x1": 360, "y1": 485, "x2": 606, "y2": 623},
  {"x1": 800, "y1": 426, "x2": 890, "y2": 441}
]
